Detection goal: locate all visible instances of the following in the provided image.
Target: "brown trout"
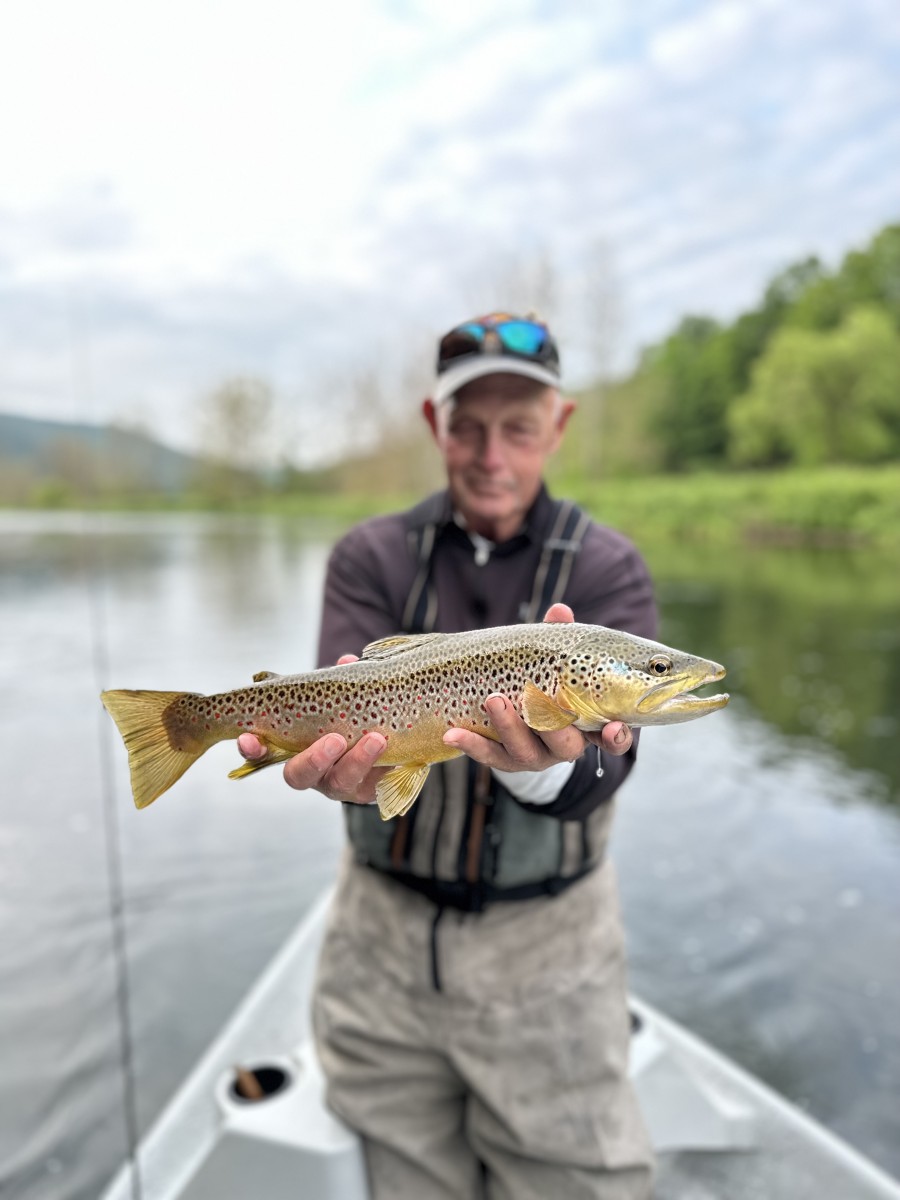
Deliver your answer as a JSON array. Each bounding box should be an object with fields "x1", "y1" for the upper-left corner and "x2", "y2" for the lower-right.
[{"x1": 101, "y1": 622, "x2": 728, "y2": 820}]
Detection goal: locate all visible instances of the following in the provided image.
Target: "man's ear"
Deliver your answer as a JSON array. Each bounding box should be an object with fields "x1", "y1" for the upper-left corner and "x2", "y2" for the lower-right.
[
  {"x1": 422, "y1": 398, "x2": 440, "y2": 440},
  {"x1": 547, "y1": 399, "x2": 576, "y2": 454},
  {"x1": 557, "y1": 399, "x2": 576, "y2": 433}
]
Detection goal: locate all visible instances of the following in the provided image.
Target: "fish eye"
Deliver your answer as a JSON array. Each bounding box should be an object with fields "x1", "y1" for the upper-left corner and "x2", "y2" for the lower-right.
[{"x1": 648, "y1": 655, "x2": 672, "y2": 676}]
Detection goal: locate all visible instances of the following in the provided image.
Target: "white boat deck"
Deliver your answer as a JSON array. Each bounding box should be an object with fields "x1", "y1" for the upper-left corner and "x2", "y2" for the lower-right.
[{"x1": 101, "y1": 888, "x2": 900, "y2": 1200}]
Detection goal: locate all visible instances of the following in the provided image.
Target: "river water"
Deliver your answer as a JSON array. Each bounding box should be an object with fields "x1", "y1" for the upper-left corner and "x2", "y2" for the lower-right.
[{"x1": 0, "y1": 510, "x2": 897, "y2": 1199}]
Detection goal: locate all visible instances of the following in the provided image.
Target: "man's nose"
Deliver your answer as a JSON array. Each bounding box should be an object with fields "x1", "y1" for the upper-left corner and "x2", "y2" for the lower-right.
[{"x1": 477, "y1": 428, "x2": 507, "y2": 470}]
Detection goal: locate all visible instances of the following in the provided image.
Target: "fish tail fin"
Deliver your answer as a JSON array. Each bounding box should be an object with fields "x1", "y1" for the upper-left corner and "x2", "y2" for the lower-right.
[{"x1": 101, "y1": 689, "x2": 210, "y2": 809}]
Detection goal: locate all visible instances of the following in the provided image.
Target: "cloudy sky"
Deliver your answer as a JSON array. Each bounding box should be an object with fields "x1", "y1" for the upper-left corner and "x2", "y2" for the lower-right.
[{"x1": 1, "y1": 0, "x2": 898, "y2": 462}]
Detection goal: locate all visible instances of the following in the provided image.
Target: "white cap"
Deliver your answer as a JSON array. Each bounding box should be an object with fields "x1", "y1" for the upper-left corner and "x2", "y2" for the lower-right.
[{"x1": 434, "y1": 356, "x2": 561, "y2": 404}]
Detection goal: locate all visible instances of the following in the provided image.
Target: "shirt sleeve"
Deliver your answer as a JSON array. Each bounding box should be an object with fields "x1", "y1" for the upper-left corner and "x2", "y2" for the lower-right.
[{"x1": 317, "y1": 520, "x2": 407, "y2": 668}]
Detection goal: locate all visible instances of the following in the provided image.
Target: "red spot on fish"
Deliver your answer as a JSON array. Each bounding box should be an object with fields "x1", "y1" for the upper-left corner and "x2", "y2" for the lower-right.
[
  {"x1": 295, "y1": 712, "x2": 303, "y2": 718},
  {"x1": 339, "y1": 712, "x2": 346, "y2": 720},
  {"x1": 260, "y1": 711, "x2": 267, "y2": 718},
  {"x1": 214, "y1": 713, "x2": 221, "y2": 719}
]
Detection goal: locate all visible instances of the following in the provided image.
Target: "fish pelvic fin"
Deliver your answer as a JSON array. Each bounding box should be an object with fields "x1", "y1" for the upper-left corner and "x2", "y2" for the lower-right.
[
  {"x1": 521, "y1": 680, "x2": 579, "y2": 732},
  {"x1": 376, "y1": 762, "x2": 431, "y2": 821},
  {"x1": 227, "y1": 746, "x2": 295, "y2": 780},
  {"x1": 101, "y1": 689, "x2": 210, "y2": 810}
]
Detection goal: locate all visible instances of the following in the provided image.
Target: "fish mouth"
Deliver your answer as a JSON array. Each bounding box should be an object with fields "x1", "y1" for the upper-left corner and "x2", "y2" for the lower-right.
[{"x1": 636, "y1": 663, "x2": 729, "y2": 716}]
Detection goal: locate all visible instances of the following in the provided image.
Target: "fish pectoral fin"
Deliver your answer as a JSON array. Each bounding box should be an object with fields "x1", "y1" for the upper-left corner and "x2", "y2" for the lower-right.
[
  {"x1": 252, "y1": 670, "x2": 282, "y2": 682},
  {"x1": 521, "y1": 680, "x2": 578, "y2": 732},
  {"x1": 376, "y1": 762, "x2": 431, "y2": 821},
  {"x1": 554, "y1": 681, "x2": 603, "y2": 726},
  {"x1": 228, "y1": 746, "x2": 294, "y2": 780},
  {"x1": 361, "y1": 632, "x2": 447, "y2": 660}
]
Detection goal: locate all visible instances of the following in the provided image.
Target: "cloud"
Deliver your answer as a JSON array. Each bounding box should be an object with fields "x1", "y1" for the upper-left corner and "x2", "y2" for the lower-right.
[{"x1": 0, "y1": 0, "x2": 897, "y2": 456}]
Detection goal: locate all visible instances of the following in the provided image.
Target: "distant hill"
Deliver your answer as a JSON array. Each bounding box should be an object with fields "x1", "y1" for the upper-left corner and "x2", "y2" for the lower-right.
[{"x1": 0, "y1": 411, "x2": 205, "y2": 493}]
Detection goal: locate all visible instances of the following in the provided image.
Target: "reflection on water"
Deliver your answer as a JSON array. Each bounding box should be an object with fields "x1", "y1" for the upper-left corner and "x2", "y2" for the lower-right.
[
  {"x1": 646, "y1": 541, "x2": 900, "y2": 808},
  {"x1": 0, "y1": 512, "x2": 898, "y2": 1199}
]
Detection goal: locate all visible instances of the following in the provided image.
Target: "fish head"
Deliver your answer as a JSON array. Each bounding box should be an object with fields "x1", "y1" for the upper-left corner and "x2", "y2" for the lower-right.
[{"x1": 556, "y1": 628, "x2": 729, "y2": 728}]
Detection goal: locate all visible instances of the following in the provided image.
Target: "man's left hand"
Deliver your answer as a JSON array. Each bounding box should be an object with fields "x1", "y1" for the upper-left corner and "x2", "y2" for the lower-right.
[{"x1": 441, "y1": 603, "x2": 633, "y2": 770}]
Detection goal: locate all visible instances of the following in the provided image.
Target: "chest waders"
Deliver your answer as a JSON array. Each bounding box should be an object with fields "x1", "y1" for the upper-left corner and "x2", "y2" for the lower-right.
[{"x1": 344, "y1": 499, "x2": 612, "y2": 920}]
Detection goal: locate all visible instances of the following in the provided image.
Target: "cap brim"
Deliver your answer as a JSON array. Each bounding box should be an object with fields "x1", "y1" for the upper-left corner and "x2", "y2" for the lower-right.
[{"x1": 434, "y1": 357, "x2": 560, "y2": 403}]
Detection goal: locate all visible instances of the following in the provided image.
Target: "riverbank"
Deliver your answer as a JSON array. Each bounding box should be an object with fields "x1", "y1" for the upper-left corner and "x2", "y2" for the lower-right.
[
  {"x1": 9, "y1": 464, "x2": 900, "y2": 550},
  {"x1": 552, "y1": 463, "x2": 900, "y2": 551}
]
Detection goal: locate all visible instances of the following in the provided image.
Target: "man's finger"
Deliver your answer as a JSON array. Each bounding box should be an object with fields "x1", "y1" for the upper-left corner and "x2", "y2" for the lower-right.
[
  {"x1": 598, "y1": 721, "x2": 633, "y2": 756},
  {"x1": 237, "y1": 732, "x2": 268, "y2": 760},
  {"x1": 543, "y1": 602, "x2": 574, "y2": 624}
]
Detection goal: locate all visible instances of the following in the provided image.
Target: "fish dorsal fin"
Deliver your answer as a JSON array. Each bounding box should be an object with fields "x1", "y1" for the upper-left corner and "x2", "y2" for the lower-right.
[
  {"x1": 361, "y1": 632, "x2": 447, "y2": 660},
  {"x1": 252, "y1": 670, "x2": 282, "y2": 682},
  {"x1": 521, "y1": 680, "x2": 578, "y2": 732}
]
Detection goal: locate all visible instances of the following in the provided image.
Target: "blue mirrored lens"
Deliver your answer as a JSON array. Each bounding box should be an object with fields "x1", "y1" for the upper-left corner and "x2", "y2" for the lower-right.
[
  {"x1": 497, "y1": 321, "x2": 546, "y2": 355},
  {"x1": 458, "y1": 323, "x2": 486, "y2": 341}
]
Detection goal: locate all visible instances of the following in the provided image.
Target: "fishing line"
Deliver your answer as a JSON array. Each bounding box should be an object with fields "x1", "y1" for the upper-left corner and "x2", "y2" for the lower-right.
[{"x1": 68, "y1": 295, "x2": 144, "y2": 1200}]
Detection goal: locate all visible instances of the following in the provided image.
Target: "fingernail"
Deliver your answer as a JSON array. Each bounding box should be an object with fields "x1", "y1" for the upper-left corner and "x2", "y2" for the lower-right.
[
  {"x1": 486, "y1": 695, "x2": 506, "y2": 716},
  {"x1": 614, "y1": 727, "x2": 628, "y2": 745},
  {"x1": 322, "y1": 735, "x2": 344, "y2": 760},
  {"x1": 364, "y1": 733, "x2": 386, "y2": 755}
]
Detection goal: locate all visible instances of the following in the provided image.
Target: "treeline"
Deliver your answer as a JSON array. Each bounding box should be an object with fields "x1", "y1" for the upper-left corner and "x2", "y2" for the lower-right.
[{"x1": 582, "y1": 223, "x2": 900, "y2": 476}]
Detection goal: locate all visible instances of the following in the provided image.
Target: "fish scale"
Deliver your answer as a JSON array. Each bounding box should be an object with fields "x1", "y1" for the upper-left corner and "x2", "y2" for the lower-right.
[{"x1": 101, "y1": 622, "x2": 728, "y2": 820}]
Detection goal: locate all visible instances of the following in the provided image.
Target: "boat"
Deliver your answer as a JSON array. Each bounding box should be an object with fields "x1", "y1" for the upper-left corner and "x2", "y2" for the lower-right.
[{"x1": 101, "y1": 885, "x2": 900, "y2": 1200}]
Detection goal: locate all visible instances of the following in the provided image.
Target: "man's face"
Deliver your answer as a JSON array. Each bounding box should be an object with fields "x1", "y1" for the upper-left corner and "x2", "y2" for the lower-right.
[{"x1": 423, "y1": 373, "x2": 574, "y2": 540}]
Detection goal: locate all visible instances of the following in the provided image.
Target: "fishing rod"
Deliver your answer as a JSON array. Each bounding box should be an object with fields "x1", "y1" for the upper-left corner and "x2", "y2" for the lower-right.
[{"x1": 68, "y1": 294, "x2": 144, "y2": 1200}]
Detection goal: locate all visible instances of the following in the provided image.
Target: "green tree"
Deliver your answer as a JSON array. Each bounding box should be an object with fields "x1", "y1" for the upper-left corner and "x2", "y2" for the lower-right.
[
  {"x1": 728, "y1": 306, "x2": 900, "y2": 466},
  {"x1": 645, "y1": 317, "x2": 734, "y2": 470}
]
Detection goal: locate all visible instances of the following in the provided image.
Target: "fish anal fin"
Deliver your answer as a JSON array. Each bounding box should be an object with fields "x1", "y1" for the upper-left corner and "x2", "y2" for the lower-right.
[
  {"x1": 376, "y1": 762, "x2": 431, "y2": 821},
  {"x1": 228, "y1": 746, "x2": 294, "y2": 780},
  {"x1": 252, "y1": 670, "x2": 282, "y2": 682},
  {"x1": 361, "y1": 632, "x2": 447, "y2": 660},
  {"x1": 521, "y1": 680, "x2": 578, "y2": 732}
]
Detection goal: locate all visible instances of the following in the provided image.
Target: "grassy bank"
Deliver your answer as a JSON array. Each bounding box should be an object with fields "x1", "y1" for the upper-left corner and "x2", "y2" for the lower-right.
[
  {"x1": 7, "y1": 465, "x2": 900, "y2": 551},
  {"x1": 550, "y1": 463, "x2": 900, "y2": 551}
]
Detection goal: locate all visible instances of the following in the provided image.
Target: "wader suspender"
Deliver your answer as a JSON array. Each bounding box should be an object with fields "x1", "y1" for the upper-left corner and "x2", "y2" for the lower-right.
[
  {"x1": 402, "y1": 499, "x2": 592, "y2": 638},
  {"x1": 391, "y1": 499, "x2": 592, "y2": 900}
]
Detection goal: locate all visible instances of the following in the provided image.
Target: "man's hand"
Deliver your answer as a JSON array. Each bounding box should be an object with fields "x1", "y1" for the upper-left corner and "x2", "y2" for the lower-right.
[
  {"x1": 441, "y1": 603, "x2": 633, "y2": 770},
  {"x1": 236, "y1": 654, "x2": 388, "y2": 805}
]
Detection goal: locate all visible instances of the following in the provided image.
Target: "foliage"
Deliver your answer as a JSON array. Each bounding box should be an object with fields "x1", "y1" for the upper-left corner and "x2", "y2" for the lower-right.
[
  {"x1": 728, "y1": 307, "x2": 900, "y2": 467},
  {"x1": 594, "y1": 222, "x2": 900, "y2": 474}
]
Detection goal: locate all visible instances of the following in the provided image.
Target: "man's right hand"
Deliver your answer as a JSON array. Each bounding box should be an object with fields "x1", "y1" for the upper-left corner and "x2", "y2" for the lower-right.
[{"x1": 236, "y1": 654, "x2": 389, "y2": 806}]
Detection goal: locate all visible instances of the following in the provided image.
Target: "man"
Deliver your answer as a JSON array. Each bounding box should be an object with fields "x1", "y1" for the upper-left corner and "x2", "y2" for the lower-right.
[{"x1": 239, "y1": 312, "x2": 657, "y2": 1198}]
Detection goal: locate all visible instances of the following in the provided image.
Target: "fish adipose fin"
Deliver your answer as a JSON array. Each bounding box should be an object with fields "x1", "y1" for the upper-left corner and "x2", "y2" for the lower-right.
[
  {"x1": 101, "y1": 689, "x2": 207, "y2": 810},
  {"x1": 228, "y1": 747, "x2": 294, "y2": 779},
  {"x1": 521, "y1": 680, "x2": 578, "y2": 732},
  {"x1": 252, "y1": 670, "x2": 282, "y2": 682},
  {"x1": 376, "y1": 762, "x2": 431, "y2": 821},
  {"x1": 361, "y1": 632, "x2": 447, "y2": 660}
]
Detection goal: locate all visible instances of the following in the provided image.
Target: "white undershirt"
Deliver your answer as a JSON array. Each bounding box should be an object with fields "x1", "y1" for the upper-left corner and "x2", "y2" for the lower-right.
[{"x1": 492, "y1": 759, "x2": 576, "y2": 804}]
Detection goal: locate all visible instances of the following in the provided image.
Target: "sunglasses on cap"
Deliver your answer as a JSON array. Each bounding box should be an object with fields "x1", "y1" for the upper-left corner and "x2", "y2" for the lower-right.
[{"x1": 437, "y1": 312, "x2": 560, "y2": 374}]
